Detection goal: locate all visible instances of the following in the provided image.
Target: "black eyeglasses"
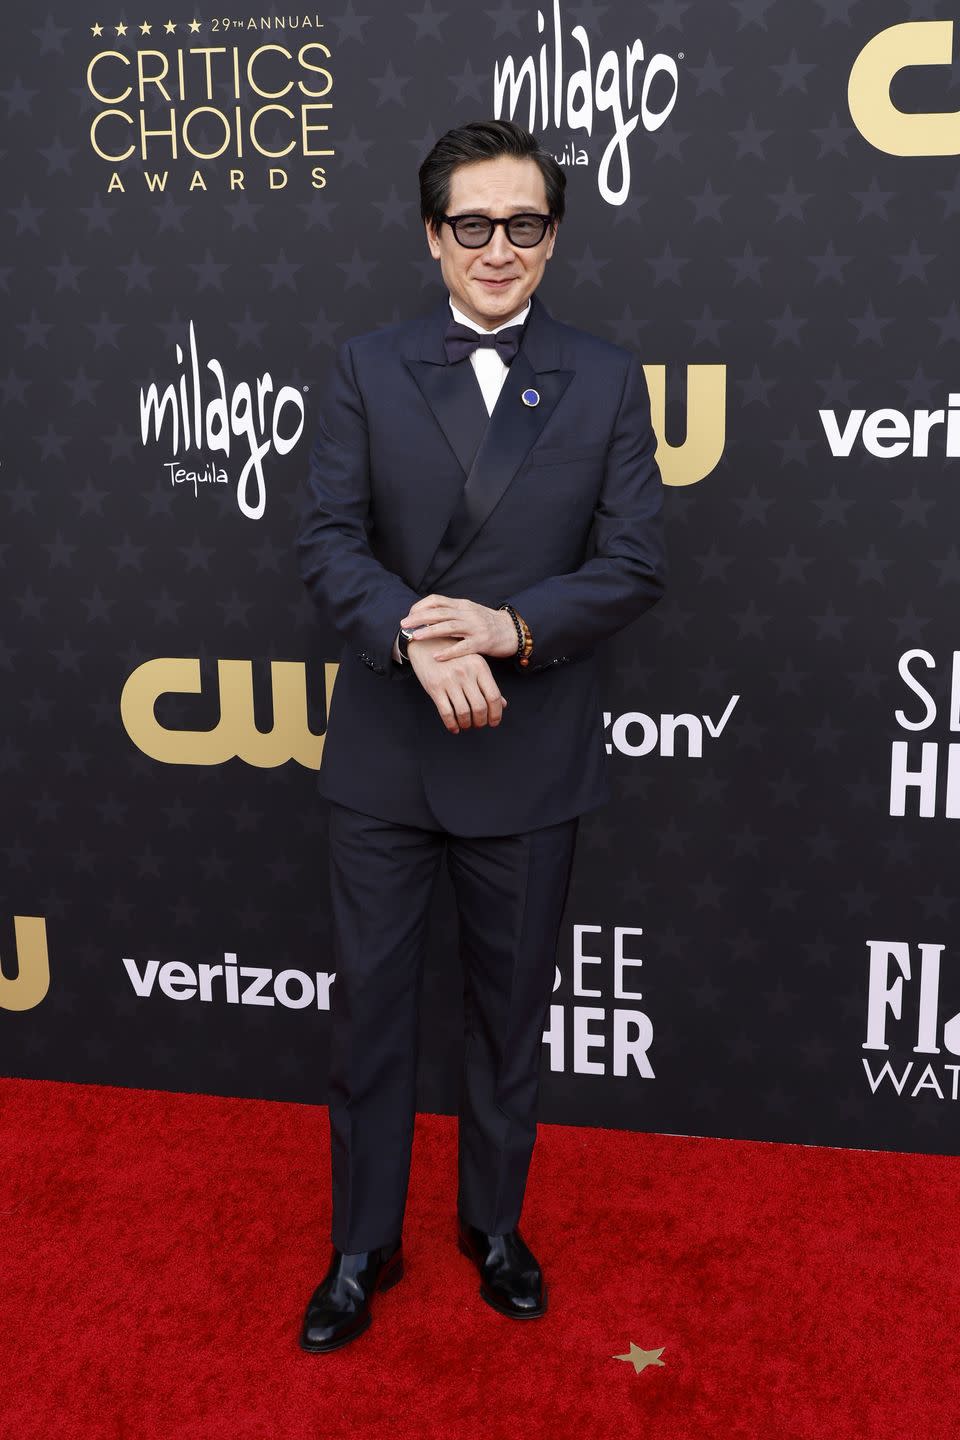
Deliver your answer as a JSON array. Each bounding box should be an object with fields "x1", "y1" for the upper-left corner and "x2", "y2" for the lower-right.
[{"x1": 440, "y1": 213, "x2": 554, "y2": 249}]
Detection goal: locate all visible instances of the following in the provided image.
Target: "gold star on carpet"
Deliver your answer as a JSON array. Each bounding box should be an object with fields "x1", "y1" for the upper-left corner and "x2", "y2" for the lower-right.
[{"x1": 614, "y1": 1342, "x2": 666, "y2": 1374}]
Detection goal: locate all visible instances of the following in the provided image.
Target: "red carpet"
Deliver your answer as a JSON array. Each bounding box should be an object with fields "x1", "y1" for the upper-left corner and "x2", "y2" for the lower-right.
[{"x1": 0, "y1": 1077, "x2": 957, "y2": 1439}]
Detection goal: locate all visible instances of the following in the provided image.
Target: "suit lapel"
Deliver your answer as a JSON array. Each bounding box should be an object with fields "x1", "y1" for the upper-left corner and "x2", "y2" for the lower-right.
[
  {"x1": 403, "y1": 302, "x2": 489, "y2": 479},
  {"x1": 403, "y1": 357, "x2": 490, "y2": 481},
  {"x1": 416, "y1": 295, "x2": 574, "y2": 591}
]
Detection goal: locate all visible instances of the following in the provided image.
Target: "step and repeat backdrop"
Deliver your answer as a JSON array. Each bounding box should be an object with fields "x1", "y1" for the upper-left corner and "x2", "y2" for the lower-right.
[{"x1": 3, "y1": 2, "x2": 960, "y2": 1155}]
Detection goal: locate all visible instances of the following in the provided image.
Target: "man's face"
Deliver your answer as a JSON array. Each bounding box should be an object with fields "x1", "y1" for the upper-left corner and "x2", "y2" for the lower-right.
[{"x1": 426, "y1": 155, "x2": 557, "y2": 330}]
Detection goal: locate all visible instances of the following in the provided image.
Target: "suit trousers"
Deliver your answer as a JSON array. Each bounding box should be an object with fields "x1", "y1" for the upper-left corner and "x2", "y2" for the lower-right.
[{"x1": 325, "y1": 800, "x2": 579, "y2": 1253}]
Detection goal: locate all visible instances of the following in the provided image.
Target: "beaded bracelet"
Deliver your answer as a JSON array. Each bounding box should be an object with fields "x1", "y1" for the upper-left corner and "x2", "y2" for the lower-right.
[{"x1": 498, "y1": 603, "x2": 534, "y2": 668}]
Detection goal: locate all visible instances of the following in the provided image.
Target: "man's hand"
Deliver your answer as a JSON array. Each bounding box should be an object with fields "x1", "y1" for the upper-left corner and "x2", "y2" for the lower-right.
[
  {"x1": 406, "y1": 632, "x2": 508, "y2": 734},
  {"x1": 400, "y1": 594, "x2": 517, "y2": 661}
]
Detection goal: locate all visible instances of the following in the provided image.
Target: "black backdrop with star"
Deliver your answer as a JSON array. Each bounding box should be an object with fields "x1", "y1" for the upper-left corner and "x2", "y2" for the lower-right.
[{"x1": 3, "y1": 1, "x2": 960, "y2": 1155}]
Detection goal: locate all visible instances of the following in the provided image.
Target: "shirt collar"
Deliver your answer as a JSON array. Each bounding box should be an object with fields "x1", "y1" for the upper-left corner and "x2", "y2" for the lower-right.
[{"x1": 448, "y1": 298, "x2": 531, "y2": 335}]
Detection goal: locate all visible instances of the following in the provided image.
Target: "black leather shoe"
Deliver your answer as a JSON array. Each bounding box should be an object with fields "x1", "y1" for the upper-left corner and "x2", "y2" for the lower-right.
[
  {"x1": 299, "y1": 1239, "x2": 403, "y2": 1353},
  {"x1": 457, "y1": 1217, "x2": 547, "y2": 1318}
]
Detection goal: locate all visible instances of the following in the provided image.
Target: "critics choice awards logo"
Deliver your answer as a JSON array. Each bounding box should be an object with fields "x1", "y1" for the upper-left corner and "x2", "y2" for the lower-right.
[{"x1": 84, "y1": 16, "x2": 334, "y2": 193}]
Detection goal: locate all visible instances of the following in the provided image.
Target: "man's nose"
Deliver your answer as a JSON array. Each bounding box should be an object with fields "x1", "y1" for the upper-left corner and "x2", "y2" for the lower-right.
[{"x1": 485, "y1": 225, "x2": 516, "y2": 263}]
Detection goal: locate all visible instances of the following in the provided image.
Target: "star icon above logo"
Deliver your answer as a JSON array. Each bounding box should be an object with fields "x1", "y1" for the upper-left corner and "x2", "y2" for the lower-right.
[{"x1": 614, "y1": 1342, "x2": 666, "y2": 1374}]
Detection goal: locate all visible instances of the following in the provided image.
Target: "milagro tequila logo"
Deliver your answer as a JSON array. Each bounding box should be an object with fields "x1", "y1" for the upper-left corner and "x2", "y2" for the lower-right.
[
  {"x1": 138, "y1": 320, "x2": 306, "y2": 519},
  {"x1": 493, "y1": 0, "x2": 680, "y2": 206}
]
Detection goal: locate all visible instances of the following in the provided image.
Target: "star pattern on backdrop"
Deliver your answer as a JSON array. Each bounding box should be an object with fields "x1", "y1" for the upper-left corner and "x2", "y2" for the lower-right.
[{"x1": 1, "y1": 0, "x2": 954, "y2": 1158}]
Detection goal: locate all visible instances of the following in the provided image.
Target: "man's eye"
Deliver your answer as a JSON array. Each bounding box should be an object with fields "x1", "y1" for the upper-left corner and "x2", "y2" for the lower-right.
[
  {"x1": 459, "y1": 219, "x2": 489, "y2": 235},
  {"x1": 510, "y1": 220, "x2": 539, "y2": 239}
]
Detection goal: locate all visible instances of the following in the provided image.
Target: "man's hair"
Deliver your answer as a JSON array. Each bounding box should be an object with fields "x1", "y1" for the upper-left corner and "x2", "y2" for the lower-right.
[{"x1": 418, "y1": 119, "x2": 566, "y2": 230}]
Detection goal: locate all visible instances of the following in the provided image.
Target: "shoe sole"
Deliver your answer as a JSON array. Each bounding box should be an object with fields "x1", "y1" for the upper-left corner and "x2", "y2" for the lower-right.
[
  {"x1": 457, "y1": 1237, "x2": 548, "y2": 1319},
  {"x1": 298, "y1": 1253, "x2": 404, "y2": 1353}
]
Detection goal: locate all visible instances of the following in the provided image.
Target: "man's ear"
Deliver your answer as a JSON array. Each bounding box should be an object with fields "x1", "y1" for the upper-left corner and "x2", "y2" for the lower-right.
[{"x1": 425, "y1": 219, "x2": 441, "y2": 260}]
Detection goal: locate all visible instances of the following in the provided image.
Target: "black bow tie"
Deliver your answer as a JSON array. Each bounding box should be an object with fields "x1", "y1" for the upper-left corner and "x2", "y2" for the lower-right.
[{"x1": 443, "y1": 320, "x2": 524, "y2": 366}]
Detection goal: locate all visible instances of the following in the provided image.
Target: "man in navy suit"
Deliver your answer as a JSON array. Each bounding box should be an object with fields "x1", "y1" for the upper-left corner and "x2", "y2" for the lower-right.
[{"x1": 297, "y1": 118, "x2": 665, "y2": 1352}]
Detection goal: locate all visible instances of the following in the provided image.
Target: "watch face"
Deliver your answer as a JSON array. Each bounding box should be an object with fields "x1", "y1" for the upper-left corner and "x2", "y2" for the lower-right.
[{"x1": 400, "y1": 627, "x2": 417, "y2": 641}]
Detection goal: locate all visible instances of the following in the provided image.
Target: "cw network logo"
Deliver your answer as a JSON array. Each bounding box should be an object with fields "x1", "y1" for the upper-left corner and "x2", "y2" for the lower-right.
[
  {"x1": 0, "y1": 917, "x2": 49, "y2": 1012},
  {"x1": 604, "y1": 696, "x2": 738, "y2": 757},
  {"x1": 644, "y1": 364, "x2": 725, "y2": 489},
  {"x1": 849, "y1": 20, "x2": 960, "y2": 157},
  {"x1": 121, "y1": 657, "x2": 338, "y2": 769}
]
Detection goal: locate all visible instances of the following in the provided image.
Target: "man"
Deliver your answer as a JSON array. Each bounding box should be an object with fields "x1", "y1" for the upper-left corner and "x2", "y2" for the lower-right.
[{"x1": 296, "y1": 118, "x2": 665, "y2": 1352}]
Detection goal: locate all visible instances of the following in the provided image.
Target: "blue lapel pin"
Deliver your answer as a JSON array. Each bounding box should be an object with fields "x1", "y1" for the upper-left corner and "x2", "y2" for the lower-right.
[{"x1": 521, "y1": 388, "x2": 540, "y2": 407}]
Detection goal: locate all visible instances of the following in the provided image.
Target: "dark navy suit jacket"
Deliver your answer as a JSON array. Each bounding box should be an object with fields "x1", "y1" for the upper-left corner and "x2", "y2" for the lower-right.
[{"x1": 297, "y1": 292, "x2": 666, "y2": 837}]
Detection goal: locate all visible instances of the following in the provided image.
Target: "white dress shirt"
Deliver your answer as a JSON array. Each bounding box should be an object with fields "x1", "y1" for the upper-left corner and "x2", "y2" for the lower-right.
[{"x1": 449, "y1": 298, "x2": 531, "y2": 416}]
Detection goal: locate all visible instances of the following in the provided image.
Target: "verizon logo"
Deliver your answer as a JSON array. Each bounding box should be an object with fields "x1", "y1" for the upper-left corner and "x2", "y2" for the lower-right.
[
  {"x1": 820, "y1": 396, "x2": 960, "y2": 458},
  {"x1": 122, "y1": 952, "x2": 335, "y2": 1010}
]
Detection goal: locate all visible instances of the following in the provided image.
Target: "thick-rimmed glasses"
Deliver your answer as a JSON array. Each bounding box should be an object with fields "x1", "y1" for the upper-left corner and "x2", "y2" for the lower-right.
[{"x1": 440, "y1": 213, "x2": 554, "y2": 248}]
